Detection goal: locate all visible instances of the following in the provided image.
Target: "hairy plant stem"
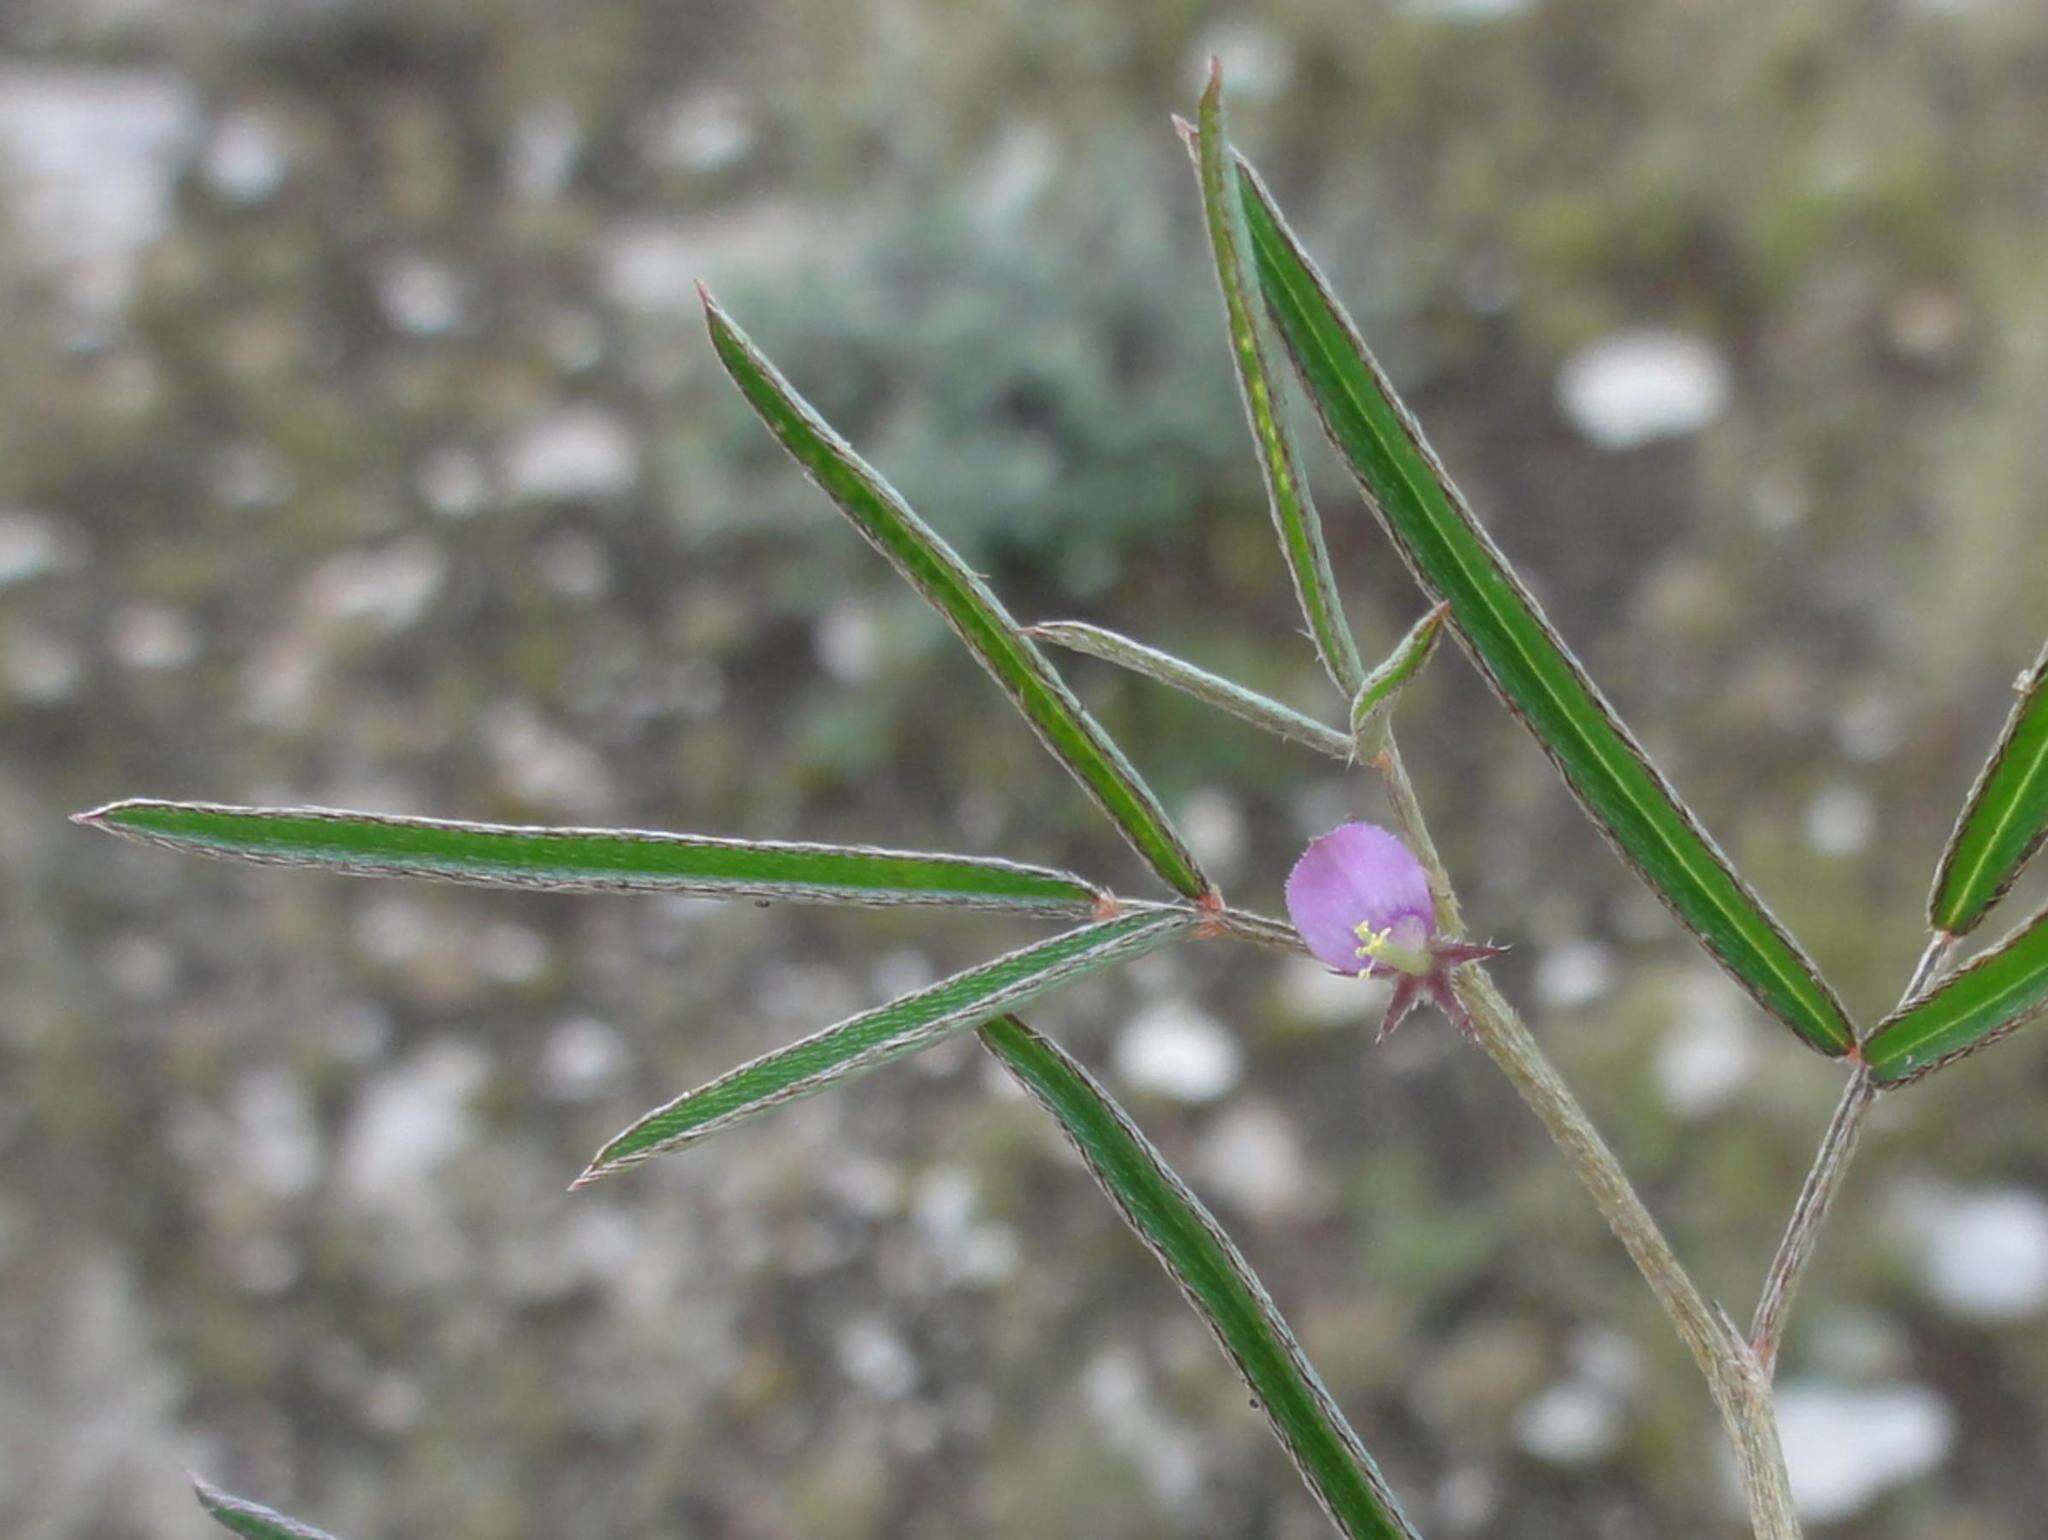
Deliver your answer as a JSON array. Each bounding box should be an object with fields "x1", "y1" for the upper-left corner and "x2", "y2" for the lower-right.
[
  {"x1": 1202, "y1": 720, "x2": 1923, "y2": 1533},
  {"x1": 1366, "y1": 740, "x2": 1463, "y2": 937},
  {"x1": 1371, "y1": 729, "x2": 1799, "y2": 1538},
  {"x1": 1748, "y1": 931, "x2": 1961, "y2": 1376},
  {"x1": 1452, "y1": 968, "x2": 1799, "y2": 1538}
]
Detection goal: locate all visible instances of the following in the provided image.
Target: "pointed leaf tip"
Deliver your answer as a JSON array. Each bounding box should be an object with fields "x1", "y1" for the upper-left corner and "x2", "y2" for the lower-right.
[
  {"x1": 1351, "y1": 602, "x2": 1451, "y2": 742},
  {"x1": 1192, "y1": 75, "x2": 1367, "y2": 700},
  {"x1": 1229, "y1": 147, "x2": 1856, "y2": 1058},
  {"x1": 583, "y1": 908, "x2": 1195, "y2": 1177},
  {"x1": 76, "y1": 800, "x2": 1110, "y2": 913},
  {"x1": 702, "y1": 299, "x2": 1215, "y2": 902},
  {"x1": 981, "y1": 1014, "x2": 1420, "y2": 1538},
  {"x1": 1030, "y1": 619, "x2": 1353, "y2": 760},
  {"x1": 192, "y1": 1475, "x2": 343, "y2": 1540},
  {"x1": 1867, "y1": 902, "x2": 2048, "y2": 1084},
  {"x1": 1930, "y1": 638, "x2": 2048, "y2": 938}
]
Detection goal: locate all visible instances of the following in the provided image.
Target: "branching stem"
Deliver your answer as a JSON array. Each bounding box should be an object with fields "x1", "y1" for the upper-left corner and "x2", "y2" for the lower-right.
[
  {"x1": 1217, "y1": 726, "x2": 1802, "y2": 1536},
  {"x1": 1748, "y1": 1067, "x2": 1875, "y2": 1378},
  {"x1": 1747, "y1": 930, "x2": 1961, "y2": 1376},
  {"x1": 1451, "y1": 967, "x2": 1798, "y2": 1539},
  {"x1": 1199, "y1": 719, "x2": 1977, "y2": 1536}
]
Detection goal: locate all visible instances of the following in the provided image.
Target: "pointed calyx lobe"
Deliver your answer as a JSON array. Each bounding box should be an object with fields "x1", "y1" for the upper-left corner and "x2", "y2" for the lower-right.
[
  {"x1": 1286, "y1": 822, "x2": 1505, "y2": 1039},
  {"x1": 1224, "y1": 130, "x2": 1856, "y2": 1058}
]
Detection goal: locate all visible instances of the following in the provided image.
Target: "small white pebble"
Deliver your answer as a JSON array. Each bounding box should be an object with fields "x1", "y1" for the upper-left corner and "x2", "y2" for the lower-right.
[
  {"x1": 337, "y1": 1041, "x2": 490, "y2": 1205},
  {"x1": 1514, "y1": 1378, "x2": 1621, "y2": 1466},
  {"x1": 1532, "y1": 940, "x2": 1615, "y2": 1010},
  {"x1": 539, "y1": 1017, "x2": 627, "y2": 1101},
  {"x1": 1196, "y1": 1100, "x2": 1319, "y2": 1218},
  {"x1": 642, "y1": 90, "x2": 754, "y2": 173},
  {"x1": 1176, "y1": 787, "x2": 1246, "y2": 881},
  {"x1": 1557, "y1": 329, "x2": 1729, "y2": 450},
  {"x1": 301, "y1": 538, "x2": 447, "y2": 634},
  {"x1": 1834, "y1": 696, "x2": 1905, "y2": 763},
  {"x1": 1803, "y1": 785, "x2": 1874, "y2": 858},
  {"x1": 201, "y1": 111, "x2": 288, "y2": 205},
  {"x1": 1114, "y1": 1000, "x2": 1243, "y2": 1103},
  {"x1": 501, "y1": 406, "x2": 640, "y2": 502},
  {"x1": 1279, "y1": 952, "x2": 1389, "y2": 1028},
  {"x1": 377, "y1": 253, "x2": 465, "y2": 337},
  {"x1": 1897, "y1": 1182, "x2": 2048, "y2": 1321},
  {"x1": 108, "y1": 603, "x2": 199, "y2": 670},
  {"x1": 835, "y1": 1316, "x2": 919, "y2": 1399},
  {"x1": 1567, "y1": 1326, "x2": 1642, "y2": 1394},
  {"x1": 1773, "y1": 1379, "x2": 1953, "y2": 1522},
  {"x1": 0, "y1": 510, "x2": 78, "y2": 587},
  {"x1": 1652, "y1": 976, "x2": 1756, "y2": 1120},
  {"x1": 506, "y1": 101, "x2": 580, "y2": 198},
  {"x1": 232, "y1": 1068, "x2": 323, "y2": 1200},
  {"x1": 815, "y1": 600, "x2": 882, "y2": 685}
]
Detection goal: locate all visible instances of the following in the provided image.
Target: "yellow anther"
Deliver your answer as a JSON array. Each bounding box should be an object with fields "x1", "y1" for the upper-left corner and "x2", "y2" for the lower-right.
[{"x1": 1353, "y1": 923, "x2": 1392, "y2": 962}]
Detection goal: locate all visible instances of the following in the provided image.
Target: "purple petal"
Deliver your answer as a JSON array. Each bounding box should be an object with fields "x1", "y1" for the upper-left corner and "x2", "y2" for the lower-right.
[{"x1": 1284, "y1": 822, "x2": 1436, "y2": 975}]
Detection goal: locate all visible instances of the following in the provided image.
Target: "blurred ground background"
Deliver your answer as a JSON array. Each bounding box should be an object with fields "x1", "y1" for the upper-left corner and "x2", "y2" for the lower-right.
[{"x1": 4, "y1": 0, "x2": 2048, "y2": 1535}]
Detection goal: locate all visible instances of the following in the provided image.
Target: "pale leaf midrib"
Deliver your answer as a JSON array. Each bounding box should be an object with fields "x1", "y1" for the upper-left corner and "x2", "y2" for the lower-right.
[{"x1": 1248, "y1": 201, "x2": 1840, "y2": 1043}]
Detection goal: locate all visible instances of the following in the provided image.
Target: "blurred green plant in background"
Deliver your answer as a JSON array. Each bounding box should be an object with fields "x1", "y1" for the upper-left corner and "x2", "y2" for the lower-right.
[{"x1": 9, "y1": 1, "x2": 2048, "y2": 1537}]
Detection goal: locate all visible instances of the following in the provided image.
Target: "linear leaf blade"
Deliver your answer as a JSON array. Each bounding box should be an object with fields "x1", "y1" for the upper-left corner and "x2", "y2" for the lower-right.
[
  {"x1": 1027, "y1": 620, "x2": 1352, "y2": 760},
  {"x1": 701, "y1": 291, "x2": 1215, "y2": 905},
  {"x1": 1231, "y1": 151, "x2": 1856, "y2": 1057},
  {"x1": 1930, "y1": 640, "x2": 2048, "y2": 938},
  {"x1": 75, "y1": 800, "x2": 1108, "y2": 915},
  {"x1": 1192, "y1": 71, "x2": 1365, "y2": 698},
  {"x1": 193, "y1": 1477, "x2": 343, "y2": 1540},
  {"x1": 979, "y1": 1015, "x2": 1419, "y2": 1539},
  {"x1": 578, "y1": 908, "x2": 1194, "y2": 1180},
  {"x1": 1866, "y1": 904, "x2": 2048, "y2": 1084}
]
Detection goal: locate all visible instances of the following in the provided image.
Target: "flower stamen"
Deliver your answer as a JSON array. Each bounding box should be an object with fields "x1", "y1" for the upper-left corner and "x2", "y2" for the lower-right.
[
  {"x1": 1354, "y1": 917, "x2": 1430, "y2": 976},
  {"x1": 1288, "y1": 820, "x2": 1504, "y2": 1032}
]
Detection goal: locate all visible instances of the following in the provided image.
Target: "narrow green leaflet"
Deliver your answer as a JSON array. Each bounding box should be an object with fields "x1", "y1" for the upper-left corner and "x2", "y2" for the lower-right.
[
  {"x1": 1930, "y1": 639, "x2": 2048, "y2": 938},
  {"x1": 577, "y1": 908, "x2": 1194, "y2": 1181},
  {"x1": 1191, "y1": 72, "x2": 1365, "y2": 699},
  {"x1": 193, "y1": 1476, "x2": 342, "y2": 1540},
  {"x1": 1027, "y1": 620, "x2": 1352, "y2": 760},
  {"x1": 1351, "y1": 601, "x2": 1451, "y2": 747},
  {"x1": 1231, "y1": 148, "x2": 1855, "y2": 1057},
  {"x1": 75, "y1": 799, "x2": 1107, "y2": 916},
  {"x1": 702, "y1": 292, "x2": 1214, "y2": 906},
  {"x1": 979, "y1": 1015, "x2": 1419, "y2": 1540},
  {"x1": 1867, "y1": 904, "x2": 2048, "y2": 1084}
]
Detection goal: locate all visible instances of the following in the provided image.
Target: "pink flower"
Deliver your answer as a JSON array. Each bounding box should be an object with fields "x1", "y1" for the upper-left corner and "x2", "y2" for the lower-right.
[
  {"x1": 1285, "y1": 821, "x2": 1505, "y2": 1039},
  {"x1": 1286, "y1": 822, "x2": 1435, "y2": 976}
]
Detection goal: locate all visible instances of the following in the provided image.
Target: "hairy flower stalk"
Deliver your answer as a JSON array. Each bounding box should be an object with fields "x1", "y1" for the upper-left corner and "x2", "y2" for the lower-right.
[{"x1": 1284, "y1": 821, "x2": 1506, "y2": 1038}]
